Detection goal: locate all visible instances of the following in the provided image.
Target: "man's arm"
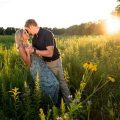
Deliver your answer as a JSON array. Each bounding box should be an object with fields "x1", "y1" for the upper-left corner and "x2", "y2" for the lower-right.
[{"x1": 31, "y1": 46, "x2": 54, "y2": 57}]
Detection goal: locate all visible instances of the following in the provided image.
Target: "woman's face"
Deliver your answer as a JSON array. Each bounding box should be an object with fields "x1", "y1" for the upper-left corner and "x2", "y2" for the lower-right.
[{"x1": 22, "y1": 30, "x2": 29, "y2": 42}]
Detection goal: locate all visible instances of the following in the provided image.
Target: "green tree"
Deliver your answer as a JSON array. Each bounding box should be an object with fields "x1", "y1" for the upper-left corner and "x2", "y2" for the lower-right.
[
  {"x1": 112, "y1": 0, "x2": 120, "y2": 17},
  {"x1": 4, "y1": 27, "x2": 15, "y2": 35},
  {"x1": 0, "y1": 27, "x2": 4, "y2": 35}
]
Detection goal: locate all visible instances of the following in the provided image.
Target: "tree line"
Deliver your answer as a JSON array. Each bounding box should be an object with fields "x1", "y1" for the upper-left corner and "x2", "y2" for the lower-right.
[
  {"x1": 0, "y1": 20, "x2": 106, "y2": 36},
  {"x1": 0, "y1": 27, "x2": 16, "y2": 35},
  {"x1": 52, "y1": 21, "x2": 106, "y2": 35}
]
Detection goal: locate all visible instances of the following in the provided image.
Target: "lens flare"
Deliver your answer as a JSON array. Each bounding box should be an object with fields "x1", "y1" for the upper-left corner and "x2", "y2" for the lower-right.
[{"x1": 105, "y1": 16, "x2": 120, "y2": 34}]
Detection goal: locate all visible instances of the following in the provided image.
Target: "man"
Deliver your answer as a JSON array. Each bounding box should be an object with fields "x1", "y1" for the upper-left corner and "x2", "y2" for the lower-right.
[{"x1": 24, "y1": 19, "x2": 71, "y2": 105}]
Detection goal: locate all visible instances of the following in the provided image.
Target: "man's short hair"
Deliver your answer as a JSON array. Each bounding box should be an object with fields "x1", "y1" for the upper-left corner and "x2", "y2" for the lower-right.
[{"x1": 25, "y1": 19, "x2": 38, "y2": 28}]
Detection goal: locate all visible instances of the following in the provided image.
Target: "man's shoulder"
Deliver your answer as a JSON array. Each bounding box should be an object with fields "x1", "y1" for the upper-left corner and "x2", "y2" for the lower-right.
[{"x1": 42, "y1": 28, "x2": 54, "y2": 36}]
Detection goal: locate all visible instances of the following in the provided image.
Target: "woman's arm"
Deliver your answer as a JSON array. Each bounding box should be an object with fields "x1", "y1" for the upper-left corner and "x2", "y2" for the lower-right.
[{"x1": 18, "y1": 46, "x2": 31, "y2": 66}]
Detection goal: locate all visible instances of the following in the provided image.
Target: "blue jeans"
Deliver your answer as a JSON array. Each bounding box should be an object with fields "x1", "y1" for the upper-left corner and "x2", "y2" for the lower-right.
[{"x1": 46, "y1": 58, "x2": 71, "y2": 104}]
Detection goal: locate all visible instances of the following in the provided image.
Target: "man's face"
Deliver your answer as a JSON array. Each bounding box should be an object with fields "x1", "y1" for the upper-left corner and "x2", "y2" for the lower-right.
[{"x1": 25, "y1": 25, "x2": 35, "y2": 35}]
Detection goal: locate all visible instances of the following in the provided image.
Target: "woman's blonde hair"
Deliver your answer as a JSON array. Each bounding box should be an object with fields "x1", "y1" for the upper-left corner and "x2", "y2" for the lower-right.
[
  {"x1": 15, "y1": 29, "x2": 30, "y2": 49},
  {"x1": 15, "y1": 29, "x2": 24, "y2": 49}
]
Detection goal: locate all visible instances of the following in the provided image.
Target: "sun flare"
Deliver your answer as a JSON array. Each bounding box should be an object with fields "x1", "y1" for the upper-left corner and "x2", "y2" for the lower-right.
[{"x1": 106, "y1": 16, "x2": 120, "y2": 34}]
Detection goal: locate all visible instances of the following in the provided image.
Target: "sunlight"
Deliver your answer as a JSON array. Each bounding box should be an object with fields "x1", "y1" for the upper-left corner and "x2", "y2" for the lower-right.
[{"x1": 106, "y1": 16, "x2": 120, "y2": 34}]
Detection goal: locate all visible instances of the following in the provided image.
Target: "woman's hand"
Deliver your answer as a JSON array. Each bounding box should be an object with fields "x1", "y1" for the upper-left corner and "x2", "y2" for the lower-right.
[
  {"x1": 25, "y1": 47, "x2": 31, "y2": 55},
  {"x1": 27, "y1": 44, "x2": 32, "y2": 49},
  {"x1": 25, "y1": 46, "x2": 34, "y2": 55}
]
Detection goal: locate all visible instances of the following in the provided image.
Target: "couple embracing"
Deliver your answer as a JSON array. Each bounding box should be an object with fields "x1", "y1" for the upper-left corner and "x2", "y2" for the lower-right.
[{"x1": 15, "y1": 19, "x2": 71, "y2": 106}]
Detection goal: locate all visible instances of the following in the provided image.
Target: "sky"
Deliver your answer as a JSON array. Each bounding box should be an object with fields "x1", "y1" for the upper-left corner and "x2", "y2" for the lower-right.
[{"x1": 0, "y1": 0, "x2": 118, "y2": 29}]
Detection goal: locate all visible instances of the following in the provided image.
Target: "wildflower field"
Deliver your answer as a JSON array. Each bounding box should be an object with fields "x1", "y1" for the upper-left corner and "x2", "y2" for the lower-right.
[{"x1": 0, "y1": 35, "x2": 120, "y2": 120}]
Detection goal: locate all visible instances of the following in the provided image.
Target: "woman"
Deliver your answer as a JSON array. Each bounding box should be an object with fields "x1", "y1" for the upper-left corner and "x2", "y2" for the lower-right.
[{"x1": 15, "y1": 29, "x2": 59, "y2": 104}]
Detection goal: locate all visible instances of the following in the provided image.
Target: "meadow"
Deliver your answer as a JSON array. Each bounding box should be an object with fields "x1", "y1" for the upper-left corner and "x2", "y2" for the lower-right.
[{"x1": 0, "y1": 35, "x2": 120, "y2": 120}]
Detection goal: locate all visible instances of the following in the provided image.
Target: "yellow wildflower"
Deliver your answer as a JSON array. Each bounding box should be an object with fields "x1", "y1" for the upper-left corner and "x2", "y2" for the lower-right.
[
  {"x1": 91, "y1": 64, "x2": 97, "y2": 71},
  {"x1": 108, "y1": 76, "x2": 115, "y2": 82},
  {"x1": 83, "y1": 62, "x2": 89, "y2": 69},
  {"x1": 83, "y1": 62, "x2": 97, "y2": 71},
  {"x1": 87, "y1": 62, "x2": 93, "y2": 70}
]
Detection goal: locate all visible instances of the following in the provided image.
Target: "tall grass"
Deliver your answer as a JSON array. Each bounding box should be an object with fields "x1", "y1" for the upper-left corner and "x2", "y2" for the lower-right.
[{"x1": 0, "y1": 35, "x2": 120, "y2": 119}]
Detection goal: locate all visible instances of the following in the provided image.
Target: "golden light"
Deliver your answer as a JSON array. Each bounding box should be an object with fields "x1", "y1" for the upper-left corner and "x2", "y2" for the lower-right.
[{"x1": 106, "y1": 16, "x2": 120, "y2": 34}]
